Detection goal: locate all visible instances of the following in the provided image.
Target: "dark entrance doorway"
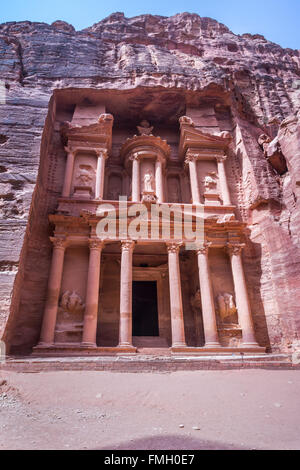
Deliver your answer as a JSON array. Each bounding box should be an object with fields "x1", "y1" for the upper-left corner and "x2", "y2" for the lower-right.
[{"x1": 132, "y1": 281, "x2": 159, "y2": 336}]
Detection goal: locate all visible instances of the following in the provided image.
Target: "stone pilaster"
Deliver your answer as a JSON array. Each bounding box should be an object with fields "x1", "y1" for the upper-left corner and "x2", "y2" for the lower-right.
[
  {"x1": 95, "y1": 150, "x2": 108, "y2": 200},
  {"x1": 155, "y1": 158, "x2": 164, "y2": 203},
  {"x1": 131, "y1": 154, "x2": 140, "y2": 202},
  {"x1": 118, "y1": 240, "x2": 136, "y2": 348},
  {"x1": 185, "y1": 154, "x2": 200, "y2": 205},
  {"x1": 217, "y1": 155, "x2": 231, "y2": 205},
  {"x1": 167, "y1": 242, "x2": 187, "y2": 348},
  {"x1": 196, "y1": 244, "x2": 220, "y2": 347},
  {"x1": 227, "y1": 243, "x2": 259, "y2": 346},
  {"x1": 62, "y1": 147, "x2": 75, "y2": 197},
  {"x1": 38, "y1": 237, "x2": 67, "y2": 346},
  {"x1": 82, "y1": 239, "x2": 104, "y2": 347}
]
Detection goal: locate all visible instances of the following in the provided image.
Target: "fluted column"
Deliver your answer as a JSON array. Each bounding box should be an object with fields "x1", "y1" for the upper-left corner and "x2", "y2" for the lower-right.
[
  {"x1": 186, "y1": 154, "x2": 200, "y2": 205},
  {"x1": 155, "y1": 158, "x2": 164, "y2": 203},
  {"x1": 217, "y1": 155, "x2": 231, "y2": 205},
  {"x1": 62, "y1": 147, "x2": 75, "y2": 197},
  {"x1": 227, "y1": 244, "x2": 258, "y2": 346},
  {"x1": 167, "y1": 242, "x2": 187, "y2": 348},
  {"x1": 131, "y1": 154, "x2": 140, "y2": 202},
  {"x1": 95, "y1": 150, "x2": 107, "y2": 200},
  {"x1": 82, "y1": 239, "x2": 104, "y2": 347},
  {"x1": 38, "y1": 237, "x2": 67, "y2": 346},
  {"x1": 197, "y1": 244, "x2": 220, "y2": 347},
  {"x1": 118, "y1": 240, "x2": 135, "y2": 348}
]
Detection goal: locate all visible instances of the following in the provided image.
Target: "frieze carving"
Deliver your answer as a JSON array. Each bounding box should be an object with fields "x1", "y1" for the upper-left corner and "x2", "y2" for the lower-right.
[
  {"x1": 179, "y1": 116, "x2": 194, "y2": 127},
  {"x1": 203, "y1": 172, "x2": 218, "y2": 192},
  {"x1": 137, "y1": 120, "x2": 154, "y2": 136},
  {"x1": 75, "y1": 164, "x2": 95, "y2": 186},
  {"x1": 60, "y1": 290, "x2": 85, "y2": 315},
  {"x1": 190, "y1": 289, "x2": 202, "y2": 310},
  {"x1": 217, "y1": 292, "x2": 237, "y2": 322}
]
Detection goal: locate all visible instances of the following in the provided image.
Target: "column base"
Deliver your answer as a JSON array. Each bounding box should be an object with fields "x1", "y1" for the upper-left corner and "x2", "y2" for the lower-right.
[
  {"x1": 204, "y1": 342, "x2": 221, "y2": 348},
  {"x1": 81, "y1": 342, "x2": 97, "y2": 348},
  {"x1": 35, "y1": 342, "x2": 54, "y2": 348},
  {"x1": 117, "y1": 344, "x2": 137, "y2": 353},
  {"x1": 241, "y1": 342, "x2": 260, "y2": 348}
]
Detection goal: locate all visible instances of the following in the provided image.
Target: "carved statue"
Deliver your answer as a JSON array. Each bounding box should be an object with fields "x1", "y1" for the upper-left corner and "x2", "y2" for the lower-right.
[
  {"x1": 204, "y1": 172, "x2": 218, "y2": 192},
  {"x1": 190, "y1": 289, "x2": 202, "y2": 310},
  {"x1": 76, "y1": 164, "x2": 94, "y2": 186},
  {"x1": 60, "y1": 290, "x2": 85, "y2": 314},
  {"x1": 137, "y1": 120, "x2": 153, "y2": 136},
  {"x1": 217, "y1": 292, "x2": 237, "y2": 321},
  {"x1": 143, "y1": 171, "x2": 154, "y2": 192}
]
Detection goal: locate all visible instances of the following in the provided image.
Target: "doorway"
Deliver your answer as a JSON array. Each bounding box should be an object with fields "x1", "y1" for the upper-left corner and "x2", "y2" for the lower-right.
[{"x1": 132, "y1": 281, "x2": 159, "y2": 336}]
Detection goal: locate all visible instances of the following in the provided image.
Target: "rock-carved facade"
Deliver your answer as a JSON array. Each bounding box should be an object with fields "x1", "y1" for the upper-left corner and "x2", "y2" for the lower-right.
[{"x1": 0, "y1": 13, "x2": 299, "y2": 359}]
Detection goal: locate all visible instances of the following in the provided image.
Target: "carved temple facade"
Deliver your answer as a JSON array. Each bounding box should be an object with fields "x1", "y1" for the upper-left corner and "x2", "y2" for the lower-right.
[{"x1": 29, "y1": 95, "x2": 266, "y2": 356}]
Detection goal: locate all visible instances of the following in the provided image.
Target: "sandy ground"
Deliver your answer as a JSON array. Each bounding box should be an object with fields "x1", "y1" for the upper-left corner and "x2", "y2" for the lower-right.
[{"x1": 0, "y1": 368, "x2": 299, "y2": 450}]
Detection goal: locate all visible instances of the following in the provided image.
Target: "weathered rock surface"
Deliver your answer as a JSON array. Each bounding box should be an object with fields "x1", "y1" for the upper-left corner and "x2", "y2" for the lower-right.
[{"x1": 0, "y1": 12, "x2": 299, "y2": 354}]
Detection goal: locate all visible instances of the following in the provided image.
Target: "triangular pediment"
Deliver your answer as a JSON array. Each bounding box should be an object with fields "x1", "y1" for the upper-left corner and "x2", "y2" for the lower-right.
[{"x1": 179, "y1": 123, "x2": 231, "y2": 158}]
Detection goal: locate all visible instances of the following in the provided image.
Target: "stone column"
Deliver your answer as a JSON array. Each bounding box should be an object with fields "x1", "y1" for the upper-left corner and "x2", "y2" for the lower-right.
[
  {"x1": 197, "y1": 244, "x2": 220, "y2": 347},
  {"x1": 95, "y1": 150, "x2": 107, "y2": 200},
  {"x1": 167, "y1": 242, "x2": 187, "y2": 348},
  {"x1": 186, "y1": 155, "x2": 200, "y2": 204},
  {"x1": 62, "y1": 148, "x2": 75, "y2": 197},
  {"x1": 118, "y1": 240, "x2": 135, "y2": 348},
  {"x1": 217, "y1": 155, "x2": 231, "y2": 205},
  {"x1": 131, "y1": 154, "x2": 140, "y2": 202},
  {"x1": 82, "y1": 239, "x2": 104, "y2": 347},
  {"x1": 155, "y1": 158, "x2": 164, "y2": 203},
  {"x1": 38, "y1": 237, "x2": 67, "y2": 346},
  {"x1": 227, "y1": 244, "x2": 258, "y2": 346}
]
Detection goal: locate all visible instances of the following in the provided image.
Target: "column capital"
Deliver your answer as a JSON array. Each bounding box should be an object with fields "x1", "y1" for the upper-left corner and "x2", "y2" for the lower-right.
[
  {"x1": 184, "y1": 152, "x2": 199, "y2": 164},
  {"x1": 88, "y1": 238, "x2": 105, "y2": 250},
  {"x1": 166, "y1": 241, "x2": 182, "y2": 254},
  {"x1": 64, "y1": 146, "x2": 74, "y2": 156},
  {"x1": 121, "y1": 239, "x2": 135, "y2": 252},
  {"x1": 95, "y1": 149, "x2": 108, "y2": 159},
  {"x1": 50, "y1": 236, "x2": 67, "y2": 250},
  {"x1": 130, "y1": 152, "x2": 140, "y2": 162},
  {"x1": 216, "y1": 155, "x2": 227, "y2": 163},
  {"x1": 227, "y1": 243, "x2": 245, "y2": 256},
  {"x1": 196, "y1": 242, "x2": 212, "y2": 256}
]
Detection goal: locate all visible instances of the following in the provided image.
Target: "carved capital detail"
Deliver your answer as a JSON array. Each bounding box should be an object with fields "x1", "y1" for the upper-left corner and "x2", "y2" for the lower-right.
[
  {"x1": 95, "y1": 149, "x2": 108, "y2": 159},
  {"x1": 216, "y1": 155, "x2": 227, "y2": 163},
  {"x1": 89, "y1": 239, "x2": 105, "y2": 250},
  {"x1": 166, "y1": 242, "x2": 182, "y2": 254},
  {"x1": 227, "y1": 243, "x2": 245, "y2": 256},
  {"x1": 50, "y1": 237, "x2": 67, "y2": 250},
  {"x1": 184, "y1": 152, "x2": 199, "y2": 164},
  {"x1": 196, "y1": 242, "x2": 211, "y2": 256},
  {"x1": 121, "y1": 240, "x2": 135, "y2": 252},
  {"x1": 130, "y1": 152, "x2": 140, "y2": 162}
]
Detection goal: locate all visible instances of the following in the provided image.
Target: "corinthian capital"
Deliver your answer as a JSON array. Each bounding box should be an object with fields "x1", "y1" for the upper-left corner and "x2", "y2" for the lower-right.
[
  {"x1": 227, "y1": 243, "x2": 245, "y2": 256},
  {"x1": 95, "y1": 149, "x2": 108, "y2": 159},
  {"x1": 184, "y1": 152, "x2": 199, "y2": 164},
  {"x1": 89, "y1": 239, "x2": 105, "y2": 250},
  {"x1": 196, "y1": 242, "x2": 211, "y2": 256},
  {"x1": 50, "y1": 236, "x2": 67, "y2": 250},
  {"x1": 216, "y1": 155, "x2": 227, "y2": 163},
  {"x1": 121, "y1": 240, "x2": 135, "y2": 252},
  {"x1": 166, "y1": 242, "x2": 182, "y2": 254}
]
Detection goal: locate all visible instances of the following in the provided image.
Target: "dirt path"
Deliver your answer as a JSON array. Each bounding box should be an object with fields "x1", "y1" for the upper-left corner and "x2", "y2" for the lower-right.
[{"x1": 0, "y1": 369, "x2": 299, "y2": 450}]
